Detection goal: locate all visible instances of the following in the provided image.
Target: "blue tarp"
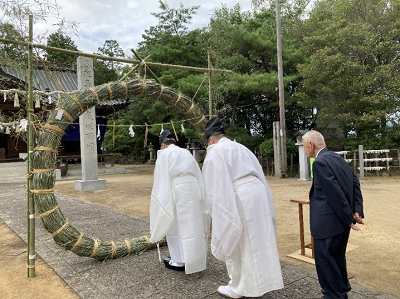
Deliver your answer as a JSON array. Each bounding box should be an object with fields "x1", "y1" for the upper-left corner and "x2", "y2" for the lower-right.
[{"x1": 61, "y1": 118, "x2": 108, "y2": 142}]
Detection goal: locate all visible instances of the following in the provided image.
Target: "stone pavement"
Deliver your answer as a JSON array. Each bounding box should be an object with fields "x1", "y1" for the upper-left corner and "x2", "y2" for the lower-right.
[{"x1": 0, "y1": 182, "x2": 398, "y2": 299}]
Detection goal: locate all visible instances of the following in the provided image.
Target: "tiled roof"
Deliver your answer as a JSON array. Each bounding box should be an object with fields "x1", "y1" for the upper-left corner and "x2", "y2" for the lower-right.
[
  {"x1": 0, "y1": 64, "x2": 78, "y2": 92},
  {"x1": 0, "y1": 64, "x2": 134, "y2": 107}
]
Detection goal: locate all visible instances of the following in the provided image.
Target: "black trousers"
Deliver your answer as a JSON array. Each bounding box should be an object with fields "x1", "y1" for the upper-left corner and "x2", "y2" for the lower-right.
[{"x1": 314, "y1": 227, "x2": 351, "y2": 299}]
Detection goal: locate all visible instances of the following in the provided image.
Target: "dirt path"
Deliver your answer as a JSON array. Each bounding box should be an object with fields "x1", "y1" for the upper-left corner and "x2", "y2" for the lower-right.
[{"x1": 1, "y1": 164, "x2": 399, "y2": 298}]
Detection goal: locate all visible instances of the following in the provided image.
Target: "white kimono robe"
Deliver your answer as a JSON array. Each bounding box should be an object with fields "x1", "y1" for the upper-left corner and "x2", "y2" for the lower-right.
[
  {"x1": 149, "y1": 144, "x2": 209, "y2": 274},
  {"x1": 202, "y1": 138, "x2": 283, "y2": 296}
]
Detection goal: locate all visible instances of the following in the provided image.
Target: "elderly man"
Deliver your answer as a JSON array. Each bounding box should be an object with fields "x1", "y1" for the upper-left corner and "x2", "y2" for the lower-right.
[
  {"x1": 149, "y1": 130, "x2": 209, "y2": 274},
  {"x1": 302, "y1": 130, "x2": 364, "y2": 299},
  {"x1": 202, "y1": 117, "x2": 284, "y2": 298}
]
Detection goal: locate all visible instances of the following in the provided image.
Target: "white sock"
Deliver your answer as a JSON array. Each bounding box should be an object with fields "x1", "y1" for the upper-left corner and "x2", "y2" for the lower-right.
[
  {"x1": 169, "y1": 260, "x2": 184, "y2": 267},
  {"x1": 218, "y1": 285, "x2": 242, "y2": 298},
  {"x1": 225, "y1": 285, "x2": 242, "y2": 297}
]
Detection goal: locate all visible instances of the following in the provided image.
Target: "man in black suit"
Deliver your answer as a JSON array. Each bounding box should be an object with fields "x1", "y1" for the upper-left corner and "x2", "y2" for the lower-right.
[{"x1": 302, "y1": 130, "x2": 364, "y2": 299}]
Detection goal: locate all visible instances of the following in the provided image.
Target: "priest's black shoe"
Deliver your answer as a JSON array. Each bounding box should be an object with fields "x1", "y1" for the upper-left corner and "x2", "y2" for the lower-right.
[{"x1": 163, "y1": 256, "x2": 185, "y2": 271}]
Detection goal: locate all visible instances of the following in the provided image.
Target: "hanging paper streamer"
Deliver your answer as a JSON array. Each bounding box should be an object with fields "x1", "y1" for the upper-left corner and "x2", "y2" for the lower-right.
[
  {"x1": 35, "y1": 94, "x2": 40, "y2": 108},
  {"x1": 170, "y1": 121, "x2": 179, "y2": 141},
  {"x1": 3, "y1": 91, "x2": 6, "y2": 102},
  {"x1": 97, "y1": 124, "x2": 101, "y2": 140},
  {"x1": 14, "y1": 92, "x2": 20, "y2": 107},
  {"x1": 181, "y1": 122, "x2": 185, "y2": 133},
  {"x1": 19, "y1": 119, "x2": 28, "y2": 132},
  {"x1": 128, "y1": 125, "x2": 135, "y2": 137},
  {"x1": 160, "y1": 123, "x2": 163, "y2": 134},
  {"x1": 55, "y1": 109, "x2": 64, "y2": 120},
  {"x1": 144, "y1": 123, "x2": 149, "y2": 148},
  {"x1": 5, "y1": 126, "x2": 10, "y2": 134}
]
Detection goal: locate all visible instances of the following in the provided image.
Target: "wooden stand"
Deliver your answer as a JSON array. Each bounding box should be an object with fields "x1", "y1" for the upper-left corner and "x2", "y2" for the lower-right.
[{"x1": 290, "y1": 196, "x2": 314, "y2": 259}]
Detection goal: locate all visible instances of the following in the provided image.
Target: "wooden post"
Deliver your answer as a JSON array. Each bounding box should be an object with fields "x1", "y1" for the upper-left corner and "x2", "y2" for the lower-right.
[
  {"x1": 290, "y1": 154, "x2": 293, "y2": 177},
  {"x1": 275, "y1": 0, "x2": 287, "y2": 177},
  {"x1": 298, "y1": 202, "x2": 305, "y2": 255},
  {"x1": 398, "y1": 149, "x2": 400, "y2": 173},
  {"x1": 27, "y1": 14, "x2": 35, "y2": 278},
  {"x1": 208, "y1": 51, "x2": 213, "y2": 117},
  {"x1": 359, "y1": 145, "x2": 364, "y2": 179},
  {"x1": 386, "y1": 151, "x2": 390, "y2": 174},
  {"x1": 273, "y1": 121, "x2": 282, "y2": 177}
]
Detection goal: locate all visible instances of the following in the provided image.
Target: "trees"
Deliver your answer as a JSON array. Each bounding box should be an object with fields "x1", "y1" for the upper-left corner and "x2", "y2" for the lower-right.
[
  {"x1": 106, "y1": 0, "x2": 209, "y2": 156},
  {"x1": 0, "y1": 23, "x2": 26, "y2": 61},
  {"x1": 104, "y1": 1, "x2": 311, "y2": 157},
  {"x1": 45, "y1": 30, "x2": 79, "y2": 65},
  {"x1": 137, "y1": 0, "x2": 207, "y2": 83},
  {"x1": 0, "y1": 0, "x2": 79, "y2": 77},
  {"x1": 0, "y1": 0, "x2": 78, "y2": 45},
  {"x1": 93, "y1": 40, "x2": 125, "y2": 85},
  {"x1": 297, "y1": 0, "x2": 400, "y2": 149},
  {"x1": 206, "y1": 4, "x2": 309, "y2": 149}
]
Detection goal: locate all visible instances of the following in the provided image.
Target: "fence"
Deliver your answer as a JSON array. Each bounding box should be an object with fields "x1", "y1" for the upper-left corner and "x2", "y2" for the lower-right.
[
  {"x1": 258, "y1": 153, "x2": 298, "y2": 177},
  {"x1": 330, "y1": 148, "x2": 400, "y2": 177},
  {"x1": 259, "y1": 147, "x2": 400, "y2": 177}
]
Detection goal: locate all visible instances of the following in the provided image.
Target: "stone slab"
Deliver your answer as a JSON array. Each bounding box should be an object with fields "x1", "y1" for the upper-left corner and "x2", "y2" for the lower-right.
[{"x1": 75, "y1": 179, "x2": 107, "y2": 191}]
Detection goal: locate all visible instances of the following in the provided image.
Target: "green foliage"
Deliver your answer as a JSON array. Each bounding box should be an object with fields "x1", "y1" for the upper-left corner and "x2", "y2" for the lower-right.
[
  {"x1": 224, "y1": 126, "x2": 262, "y2": 152},
  {"x1": 102, "y1": 100, "x2": 155, "y2": 161},
  {"x1": 101, "y1": 97, "x2": 199, "y2": 161},
  {"x1": 0, "y1": 23, "x2": 26, "y2": 61},
  {"x1": 259, "y1": 138, "x2": 274, "y2": 156},
  {"x1": 297, "y1": 0, "x2": 400, "y2": 148},
  {"x1": 45, "y1": 30, "x2": 78, "y2": 65},
  {"x1": 96, "y1": 40, "x2": 125, "y2": 72},
  {"x1": 94, "y1": 40, "x2": 125, "y2": 85},
  {"x1": 344, "y1": 125, "x2": 399, "y2": 151},
  {"x1": 93, "y1": 60, "x2": 119, "y2": 86},
  {"x1": 0, "y1": 0, "x2": 79, "y2": 39},
  {"x1": 259, "y1": 138, "x2": 297, "y2": 157},
  {"x1": 140, "y1": 0, "x2": 200, "y2": 47},
  {"x1": 207, "y1": 4, "x2": 310, "y2": 138},
  {"x1": 137, "y1": 1, "x2": 207, "y2": 85}
]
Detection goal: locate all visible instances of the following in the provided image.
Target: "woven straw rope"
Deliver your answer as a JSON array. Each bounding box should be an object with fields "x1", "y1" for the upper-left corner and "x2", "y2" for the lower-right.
[
  {"x1": 40, "y1": 205, "x2": 59, "y2": 218},
  {"x1": 71, "y1": 232, "x2": 85, "y2": 252}
]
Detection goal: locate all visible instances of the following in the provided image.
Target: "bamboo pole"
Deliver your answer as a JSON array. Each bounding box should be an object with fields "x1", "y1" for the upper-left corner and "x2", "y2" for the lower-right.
[
  {"x1": 130, "y1": 49, "x2": 162, "y2": 84},
  {"x1": 0, "y1": 37, "x2": 232, "y2": 75},
  {"x1": 27, "y1": 15, "x2": 35, "y2": 278},
  {"x1": 208, "y1": 51, "x2": 213, "y2": 117},
  {"x1": 119, "y1": 54, "x2": 150, "y2": 81}
]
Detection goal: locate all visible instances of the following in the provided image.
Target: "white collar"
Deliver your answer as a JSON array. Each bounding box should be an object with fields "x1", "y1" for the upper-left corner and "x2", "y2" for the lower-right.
[{"x1": 316, "y1": 147, "x2": 325, "y2": 158}]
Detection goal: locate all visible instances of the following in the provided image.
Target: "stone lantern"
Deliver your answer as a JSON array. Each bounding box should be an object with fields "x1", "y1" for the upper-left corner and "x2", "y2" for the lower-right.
[
  {"x1": 190, "y1": 139, "x2": 201, "y2": 163},
  {"x1": 147, "y1": 142, "x2": 156, "y2": 164}
]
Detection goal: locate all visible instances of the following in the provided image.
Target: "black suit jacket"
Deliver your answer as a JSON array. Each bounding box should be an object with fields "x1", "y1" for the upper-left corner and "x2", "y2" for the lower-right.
[{"x1": 309, "y1": 148, "x2": 364, "y2": 239}]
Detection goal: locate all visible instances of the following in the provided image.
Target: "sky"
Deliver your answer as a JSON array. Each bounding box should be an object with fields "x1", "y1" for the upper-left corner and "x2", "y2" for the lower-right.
[{"x1": 32, "y1": 0, "x2": 253, "y2": 56}]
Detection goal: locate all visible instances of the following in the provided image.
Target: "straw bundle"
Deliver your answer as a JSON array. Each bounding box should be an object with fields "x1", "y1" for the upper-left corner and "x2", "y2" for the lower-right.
[{"x1": 30, "y1": 78, "x2": 207, "y2": 260}]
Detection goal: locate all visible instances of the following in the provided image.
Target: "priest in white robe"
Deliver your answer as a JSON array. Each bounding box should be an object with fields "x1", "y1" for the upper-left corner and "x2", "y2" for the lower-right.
[
  {"x1": 149, "y1": 130, "x2": 209, "y2": 274},
  {"x1": 202, "y1": 117, "x2": 284, "y2": 298}
]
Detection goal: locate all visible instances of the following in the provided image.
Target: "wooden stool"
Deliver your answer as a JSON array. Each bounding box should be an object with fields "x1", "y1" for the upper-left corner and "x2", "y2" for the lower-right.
[{"x1": 290, "y1": 196, "x2": 314, "y2": 258}]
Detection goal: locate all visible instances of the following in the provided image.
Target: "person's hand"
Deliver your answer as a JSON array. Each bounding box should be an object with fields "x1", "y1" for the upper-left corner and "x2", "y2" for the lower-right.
[
  {"x1": 354, "y1": 212, "x2": 364, "y2": 225},
  {"x1": 350, "y1": 213, "x2": 364, "y2": 231}
]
